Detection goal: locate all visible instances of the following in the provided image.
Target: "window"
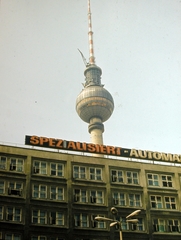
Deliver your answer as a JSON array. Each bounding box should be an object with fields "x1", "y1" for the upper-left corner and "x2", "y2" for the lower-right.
[
  {"x1": 50, "y1": 238, "x2": 64, "y2": 240},
  {"x1": 111, "y1": 170, "x2": 123, "y2": 183},
  {"x1": 128, "y1": 194, "x2": 141, "y2": 207},
  {"x1": 147, "y1": 174, "x2": 159, "y2": 186},
  {"x1": 33, "y1": 161, "x2": 47, "y2": 175},
  {"x1": 74, "y1": 189, "x2": 87, "y2": 203},
  {"x1": 89, "y1": 168, "x2": 102, "y2": 180},
  {"x1": 153, "y1": 219, "x2": 166, "y2": 232},
  {"x1": 113, "y1": 193, "x2": 126, "y2": 206},
  {"x1": 0, "y1": 156, "x2": 6, "y2": 170},
  {"x1": 162, "y1": 175, "x2": 172, "y2": 187},
  {"x1": 50, "y1": 212, "x2": 64, "y2": 225},
  {"x1": 50, "y1": 186, "x2": 64, "y2": 201},
  {"x1": 90, "y1": 190, "x2": 104, "y2": 204},
  {"x1": 137, "y1": 218, "x2": 144, "y2": 231},
  {"x1": 147, "y1": 173, "x2": 173, "y2": 188},
  {"x1": 91, "y1": 215, "x2": 106, "y2": 229},
  {"x1": 5, "y1": 233, "x2": 21, "y2": 240},
  {"x1": 10, "y1": 158, "x2": 24, "y2": 172},
  {"x1": 126, "y1": 171, "x2": 138, "y2": 184},
  {"x1": 168, "y1": 219, "x2": 180, "y2": 232},
  {"x1": 6, "y1": 207, "x2": 21, "y2": 222},
  {"x1": 150, "y1": 196, "x2": 162, "y2": 209},
  {"x1": 73, "y1": 166, "x2": 86, "y2": 179},
  {"x1": 50, "y1": 163, "x2": 64, "y2": 177},
  {"x1": 165, "y1": 197, "x2": 176, "y2": 209},
  {"x1": 74, "y1": 214, "x2": 89, "y2": 228},
  {"x1": 32, "y1": 185, "x2": 47, "y2": 199},
  {"x1": 0, "y1": 181, "x2": 4, "y2": 194},
  {"x1": 8, "y1": 182, "x2": 23, "y2": 196},
  {"x1": 121, "y1": 217, "x2": 129, "y2": 230},
  {"x1": 32, "y1": 210, "x2": 47, "y2": 224},
  {"x1": 0, "y1": 206, "x2": 3, "y2": 220},
  {"x1": 31, "y1": 237, "x2": 47, "y2": 240}
]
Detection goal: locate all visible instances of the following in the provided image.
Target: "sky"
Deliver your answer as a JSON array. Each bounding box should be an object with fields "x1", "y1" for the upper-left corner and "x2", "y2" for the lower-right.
[{"x1": 0, "y1": 0, "x2": 181, "y2": 155}]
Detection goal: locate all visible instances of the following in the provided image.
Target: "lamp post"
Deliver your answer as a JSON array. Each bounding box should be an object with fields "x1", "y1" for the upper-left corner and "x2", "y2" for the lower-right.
[{"x1": 95, "y1": 208, "x2": 141, "y2": 240}]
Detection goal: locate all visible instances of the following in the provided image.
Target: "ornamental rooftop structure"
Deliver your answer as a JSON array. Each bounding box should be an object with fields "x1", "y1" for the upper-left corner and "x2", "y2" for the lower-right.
[{"x1": 76, "y1": 0, "x2": 114, "y2": 145}]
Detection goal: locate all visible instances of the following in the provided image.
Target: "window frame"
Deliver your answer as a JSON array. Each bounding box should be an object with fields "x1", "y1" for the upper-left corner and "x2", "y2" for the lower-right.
[
  {"x1": 32, "y1": 184, "x2": 47, "y2": 199},
  {"x1": 32, "y1": 210, "x2": 47, "y2": 225},
  {"x1": 50, "y1": 163, "x2": 64, "y2": 177},
  {"x1": 6, "y1": 207, "x2": 22, "y2": 222},
  {"x1": 50, "y1": 186, "x2": 64, "y2": 201},
  {"x1": 0, "y1": 156, "x2": 7, "y2": 170},
  {"x1": 10, "y1": 158, "x2": 24, "y2": 172}
]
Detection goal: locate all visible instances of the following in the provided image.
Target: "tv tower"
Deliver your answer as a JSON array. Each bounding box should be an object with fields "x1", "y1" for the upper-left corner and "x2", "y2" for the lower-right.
[{"x1": 76, "y1": 0, "x2": 114, "y2": 145}]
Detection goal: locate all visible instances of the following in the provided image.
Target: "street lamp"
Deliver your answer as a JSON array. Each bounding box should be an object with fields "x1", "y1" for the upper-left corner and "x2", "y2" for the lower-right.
[{"x1": 95, "y1": 208, "x2": 141, "y2": 240}]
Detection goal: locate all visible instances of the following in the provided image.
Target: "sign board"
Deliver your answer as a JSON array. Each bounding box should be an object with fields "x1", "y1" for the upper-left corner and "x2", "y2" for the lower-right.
[{"x1": 25, "y1": 135, "x2": 181, "y2": 163}]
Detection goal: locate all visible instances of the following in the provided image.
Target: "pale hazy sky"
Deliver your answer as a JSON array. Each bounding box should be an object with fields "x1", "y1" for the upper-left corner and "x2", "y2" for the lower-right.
[{"x1": 0, "y1": 0, "x2": 181, "y2": 154}]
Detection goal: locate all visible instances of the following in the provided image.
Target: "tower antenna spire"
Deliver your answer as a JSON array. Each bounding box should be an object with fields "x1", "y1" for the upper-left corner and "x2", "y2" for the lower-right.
[{"x1": 88, "y1": 0, "x2": 95, "y2": 64}]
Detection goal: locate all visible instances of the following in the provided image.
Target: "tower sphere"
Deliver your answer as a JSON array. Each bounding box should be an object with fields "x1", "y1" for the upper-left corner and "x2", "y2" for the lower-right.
[{"x1": 76, "y1": 65, "x2": 114, "y2": 124}]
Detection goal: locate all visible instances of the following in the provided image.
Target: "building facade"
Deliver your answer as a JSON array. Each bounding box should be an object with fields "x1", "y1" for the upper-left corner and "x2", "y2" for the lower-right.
[{"x1": 0, "y1": 143, "x2": 181, "y2": 240}]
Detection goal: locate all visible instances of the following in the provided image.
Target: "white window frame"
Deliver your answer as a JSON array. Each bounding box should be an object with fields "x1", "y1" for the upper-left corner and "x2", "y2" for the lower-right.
[
  {"x1": 150, "y1": 195, "x2": 163, "y2": 209},
  {"x1": 91, "y1": 215, "x2": 106, "y2": 229},
  {"x1": 74, "y1": 213, "x2": 89, "y2": 228},
  {"x1": 113, "y1": 192, "x2": 126, "y2": 206},
  {"x1": 74, "y1": 189, "x2": 87, "y2": 203},
  {"x1": 50, "y1": 163, "x2": 64, "y2": 177},
  {"x1": 153, "y1": 219, "x2": 166, "y2": 232},
  {"x1": 0, "y1": 156, "x2": 7, "y2": 170},
  {"x1": 10, "y1": 158, "x2": 24, "y2": 172},
  {"x1": 31, "y1": 236, "x2": 47, "y2": 240},
  {"x1": 50, "y1": 186, "x2": 64, "y2": 201},
  {"x1": 32, "y1": 210, "x2": 47, "y2": 225},
  {"x1": 5, "y1": 233, "x2": 21, "y2": 240},
  {"x1": 161, "y1": 175, "x2": 173, "y2": 187},
  {"x1": 73, "y1": 166, "x2": 86, "y2": 179},
  {"x1": 8, "y1": 182, "x2": 23, "y2": 196},
  {"x1": 128, "y1": 194, "x2": 142, "y2": 207},
  {"x1": 0, "y1": 206, "x2": 3, "y2": 220},
  {"x1": 147, "y1": 173, "x2": 159, "y2": 186},
  {"x1": 0, "y1": 181, "x2": 4, "y2": 194},
  {"x1": 33, "y1": 161, "x2": 47, "y2": 175},
  {"x1": 90, "y1": 190, "x2": 104, "y2": 204},
  {"x1": 50, "y1": 212, "x2": 64, "y2": 226},
  {"x1": 89, "y1": 167, "x2": 102, "y2": 181},
  {"x1": 6, "y1": 207, "x2": 22, "y2": 222},
  {"x1": 168, "y1": 219, "x2": 180, "y2": 232},
  {"x1": 111, "y1": 170, "x2": 124, "y2": 183},
  {"x1": 32, "y1": 184, "x2": 47, "y2": 199},
  {"x1": 126, "y1": 171, "x2": 138, "y2": 184},
  {"x1": 165, "y1": 196, "x2": 176, "y2": 209}
]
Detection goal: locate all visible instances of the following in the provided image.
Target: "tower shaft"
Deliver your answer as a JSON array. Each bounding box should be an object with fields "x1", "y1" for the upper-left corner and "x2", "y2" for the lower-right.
[{"x1": 89, "y1": 117, "x2": 104, "y2": 145}]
